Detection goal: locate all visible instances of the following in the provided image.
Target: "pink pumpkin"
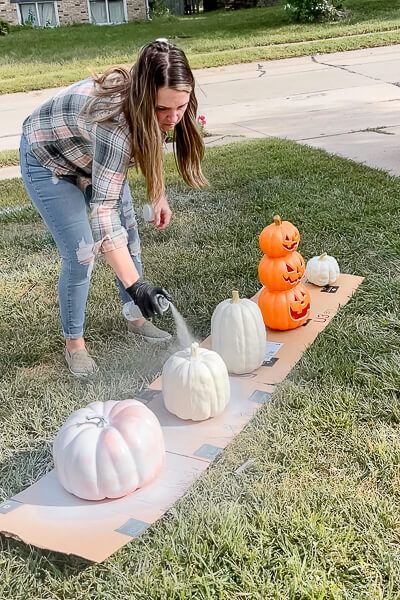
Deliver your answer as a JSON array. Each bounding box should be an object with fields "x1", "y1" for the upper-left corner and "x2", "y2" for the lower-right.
[{"x1": 53, "y1": 399, "x2": 165, "y2": 501}]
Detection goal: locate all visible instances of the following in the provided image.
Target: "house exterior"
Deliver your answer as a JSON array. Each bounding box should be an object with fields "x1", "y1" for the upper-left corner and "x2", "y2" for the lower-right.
[{"x1": 0, "y1": 0, "x2": 147, "y2": 27}]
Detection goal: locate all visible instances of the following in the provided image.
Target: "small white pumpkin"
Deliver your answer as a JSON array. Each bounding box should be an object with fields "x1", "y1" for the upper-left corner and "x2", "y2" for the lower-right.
[
  {"x1": 162, "y1": 342, "x2": 230, "y2": 421},
  {"x1": 53, "y1": 399, "x2": 165, "y2": 501},
  {"x1": 305, "y1": 252, "x2": 340, "y2": 286},
  {"x1": 211, "y1": 290, "x2": 266, "y2": 374}
]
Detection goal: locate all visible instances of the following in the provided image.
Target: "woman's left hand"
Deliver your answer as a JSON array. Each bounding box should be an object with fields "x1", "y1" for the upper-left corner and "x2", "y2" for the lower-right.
[{"x1": 153, "y1": 195, "x2": 172, "y2": 230}]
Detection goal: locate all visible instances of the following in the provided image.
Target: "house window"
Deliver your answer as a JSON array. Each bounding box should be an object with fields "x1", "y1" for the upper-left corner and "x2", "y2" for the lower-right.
[
  {"x1": 18, "y1": 2, "x2": 58, "y2": 26},
  {"x1": 89, "y1": 0, "x2": 127, "y2": 23}
]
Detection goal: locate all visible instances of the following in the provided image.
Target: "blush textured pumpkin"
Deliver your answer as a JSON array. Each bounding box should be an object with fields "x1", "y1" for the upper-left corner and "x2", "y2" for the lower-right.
[
  {"x1": 258, "y1": 251, "x2": 305, "y2": 291},
  {"x1": 53, "y1": 399, "x2": 165, "y2": 501},
  {"x1": 258, "y1": 283, "x2": 311, "y2": 330},
  {"x1": 259, "y1": 215, "x2": 300, "y2": 257},
  {"x1": 162, "y1": 342, "x2": 230, "y2": 421},
  {"x1": 211, "y1": 290, "x2": 266, "y2": 374}
]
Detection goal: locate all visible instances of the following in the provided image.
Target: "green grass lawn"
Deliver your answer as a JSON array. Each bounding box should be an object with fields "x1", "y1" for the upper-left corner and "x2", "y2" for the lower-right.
[
  {"x1": 0, "y1": 149, "x2": 19, "y2": 167},
  {"x1": 1, "y1": 139, "x2": 400, "y2": 598},
  {"x1": 1, "y1": 0, "x2": 399, "y2": 93}
]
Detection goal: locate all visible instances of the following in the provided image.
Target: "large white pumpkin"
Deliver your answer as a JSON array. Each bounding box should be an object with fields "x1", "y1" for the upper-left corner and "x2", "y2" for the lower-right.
[
  {"x1": 305, "y1": 252, "x2": 340, "y2": 286},
  {"x1": 53, "y1": 399, "x2": 165, "y2": 501},
  {"x1": 162, "y1": 342, "x2": 230, "y2": 421},
  {"x1": 211, "y1": 290, "x2": 266, "y2": 374}
]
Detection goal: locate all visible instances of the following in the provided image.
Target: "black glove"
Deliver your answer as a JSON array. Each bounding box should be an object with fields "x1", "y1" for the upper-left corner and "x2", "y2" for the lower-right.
[{"x1": 126, "y1": 278, "x2": 172, "y2": 319}]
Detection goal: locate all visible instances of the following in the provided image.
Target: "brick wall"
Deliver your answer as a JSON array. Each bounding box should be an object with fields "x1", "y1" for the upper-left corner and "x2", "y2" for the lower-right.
[
  {"x1": 0, "y1": 0, "x2": 146, "y2": 25},
  {"x1": 126, "y1": 0, "x2": 146, "y2": 21},
  {"x1": 57, "y1": 0, "x2": 89, "y2": 24},
  {"x1": 0, "y1": 0, "x2": 18, "y2": 24}
]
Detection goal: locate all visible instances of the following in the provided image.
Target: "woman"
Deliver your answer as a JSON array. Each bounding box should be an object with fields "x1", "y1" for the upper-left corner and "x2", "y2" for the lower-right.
[{"x1": 20, "y1": 39, "x2": 207, "y2": 378}]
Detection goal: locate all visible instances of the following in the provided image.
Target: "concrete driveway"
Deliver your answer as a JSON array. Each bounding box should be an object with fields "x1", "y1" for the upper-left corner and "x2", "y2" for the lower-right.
[{"x1": 1, "y1": 44, "x2": 400, "y2": 178}]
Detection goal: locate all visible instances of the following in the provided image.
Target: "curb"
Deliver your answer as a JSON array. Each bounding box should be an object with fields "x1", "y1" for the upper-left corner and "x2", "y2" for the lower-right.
[{"x1": 0, "y1": 134, "x2": 261, "y2": 181}]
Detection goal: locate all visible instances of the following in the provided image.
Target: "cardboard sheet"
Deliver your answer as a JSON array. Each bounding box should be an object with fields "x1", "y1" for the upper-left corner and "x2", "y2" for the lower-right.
[{"x1": 0, "y1": 274, "x2": 363, "y2": 561}]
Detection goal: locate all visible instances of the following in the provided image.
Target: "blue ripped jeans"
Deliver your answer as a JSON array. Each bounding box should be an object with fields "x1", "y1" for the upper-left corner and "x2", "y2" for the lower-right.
[{"x1": 19, "y1": 134, "x2": 142, "y2": 340}]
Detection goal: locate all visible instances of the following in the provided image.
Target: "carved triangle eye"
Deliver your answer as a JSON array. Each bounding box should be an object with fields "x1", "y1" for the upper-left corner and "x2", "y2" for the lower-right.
[{"x1": 286, "y1": 264, "x2": 295, "y2": 272}]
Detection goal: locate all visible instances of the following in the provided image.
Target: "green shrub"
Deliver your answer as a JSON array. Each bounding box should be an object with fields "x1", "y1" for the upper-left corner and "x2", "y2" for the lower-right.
[
  {"x1": 284, "y1": 0, "x2": 348, "y2": 22},
  {"x1": 0, "y1": 20, "x2": 10, "y2": 35},
  {"x1": 149, "y1": 0, "x2": 170, "y2": 17}
]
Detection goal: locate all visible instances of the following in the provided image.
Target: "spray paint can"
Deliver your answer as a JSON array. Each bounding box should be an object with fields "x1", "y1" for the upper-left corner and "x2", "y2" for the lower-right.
[
  {"x1": 142, "y1": 203, "x2": 155, "y2": 222},
  {"x1": 122, "y1": 294, "x2": 170, "y2": 321}
]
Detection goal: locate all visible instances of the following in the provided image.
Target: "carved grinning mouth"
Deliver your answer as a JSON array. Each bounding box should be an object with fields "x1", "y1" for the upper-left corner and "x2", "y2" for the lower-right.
[
  {"x1": 283, "y1": 241, "x2": 298, "y2": 251},
  {"x1": 290, "y1": 304, "x2": 310, "y2": 320},
  {"x1": 283, "y1": 274, "x2": 300, "y2": 285}
]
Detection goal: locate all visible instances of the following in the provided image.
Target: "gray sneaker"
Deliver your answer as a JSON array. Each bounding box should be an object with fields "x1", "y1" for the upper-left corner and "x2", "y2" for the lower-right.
[
  {"x1": 65, "y1": 348, "x2": 98, "y2": 378},
  {"x1": 127, "y1": 319, "x2": 172, "y2": 344}
]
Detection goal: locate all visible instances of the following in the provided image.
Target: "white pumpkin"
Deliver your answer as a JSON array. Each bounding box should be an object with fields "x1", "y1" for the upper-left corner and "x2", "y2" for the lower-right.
[
  {"x1": 305, "y1": 252, "x2": 340, "y2": 286},
  {"x1": 53, "y1": 399, "x2": 165, "y2": 501},
  {"x1": 211, "y1": 290, "x2": 266, "y2": 374},
  {"x1": 162, "y1": 342, "x2": 230, "y2": 421}
]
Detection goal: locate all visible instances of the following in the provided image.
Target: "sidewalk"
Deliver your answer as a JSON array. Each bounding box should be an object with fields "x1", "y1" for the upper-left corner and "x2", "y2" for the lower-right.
[{"x1": 1, "y1": 44, "x2": 400, "y2": 179}]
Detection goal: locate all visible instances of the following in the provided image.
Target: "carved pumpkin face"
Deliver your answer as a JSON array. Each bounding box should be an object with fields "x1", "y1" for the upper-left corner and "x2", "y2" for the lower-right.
[
  {"x1": 259, "y1": 215, "x2": 300, "y2": 258},
  {"x1": 258, "y1": 251, "x2": 305, "y2": 291},
  {"x1": 258, "y1": 283, "x2": 311, "y2": 330}
]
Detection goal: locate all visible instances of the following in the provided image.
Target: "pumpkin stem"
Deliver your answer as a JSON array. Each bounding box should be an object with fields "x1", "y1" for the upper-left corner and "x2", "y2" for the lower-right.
[
  {"x1": 231, "y1": 290, "x2": 240, "y2": 304},
  {"x1": 191, "y1": 342, "x2": 200, "y2": 358},
  {"x1": 319, "y1": 252, "x2": 328, "y2": 260},
  {"x1": 273, "y1": 215, "x2": 282, "y2": 226},
  {"x1": 76, "y1": 415, "x2": 108, "y2": 428}
]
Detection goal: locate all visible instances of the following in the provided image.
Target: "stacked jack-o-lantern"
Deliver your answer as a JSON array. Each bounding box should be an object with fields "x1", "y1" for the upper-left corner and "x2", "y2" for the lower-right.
[{"x1": 258, "y1": 215, "x2": 311, "y2": 330}]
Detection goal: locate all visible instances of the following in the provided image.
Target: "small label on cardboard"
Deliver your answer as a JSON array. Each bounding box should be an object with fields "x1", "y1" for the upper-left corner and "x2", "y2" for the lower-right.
[
  {"x1": 193, "y1": 444, "x2": 223, "y2": 461},
  {"x1": 249, "y1": 390, "x2": 272, "y2": 404},
  {"x1": 321, "y1": 285, "x2": 339, "y2": 294},
  {"x1": 263, "y1": 357, "x2": 279, "y2": 367},
  {"x1": 115, "y1": 518, "x2": 150, "y2": 538},
  {"x1": 264, "y1": 341, "x2": 283, "y2": 361}
]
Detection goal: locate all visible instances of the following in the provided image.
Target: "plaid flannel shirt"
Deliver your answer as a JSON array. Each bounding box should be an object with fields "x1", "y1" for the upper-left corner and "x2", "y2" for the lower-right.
[{"x1": 23, "y1": 78, "x2": 132, "y2": 253}]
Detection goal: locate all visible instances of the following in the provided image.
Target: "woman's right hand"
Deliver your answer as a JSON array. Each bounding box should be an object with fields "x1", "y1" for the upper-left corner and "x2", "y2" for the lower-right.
[
  {"x1": 152, "y1": 195, "x2": 172, "y2": 230},
  {"x1": 125, "y1": 278, "x2": 171, "y2": 318}
]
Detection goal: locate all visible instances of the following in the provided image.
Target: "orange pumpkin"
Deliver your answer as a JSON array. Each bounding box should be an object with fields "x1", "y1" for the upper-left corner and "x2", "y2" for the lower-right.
[
  {"x1": 258, "y1": 251, "x2": 305, "y2": 291},
  {"x1": 258, "y1": 283, "x2": 311, "y2": 330},
  {"x1": 259, "y1": 215, "x2": 300, "y2": 257}
]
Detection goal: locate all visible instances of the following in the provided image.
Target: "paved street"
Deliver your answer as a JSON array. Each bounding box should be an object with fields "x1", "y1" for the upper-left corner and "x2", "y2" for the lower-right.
[{"x1": 1, "y1": 44, "x2": 400, "y2": 178}]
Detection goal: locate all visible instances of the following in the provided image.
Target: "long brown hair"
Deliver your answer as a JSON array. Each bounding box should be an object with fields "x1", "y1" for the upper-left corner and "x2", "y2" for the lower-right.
[{"x1": 87, "y1": 40, "x2": 208, "y2": 202}]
